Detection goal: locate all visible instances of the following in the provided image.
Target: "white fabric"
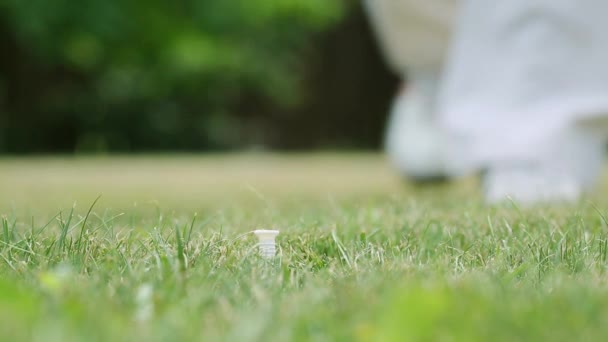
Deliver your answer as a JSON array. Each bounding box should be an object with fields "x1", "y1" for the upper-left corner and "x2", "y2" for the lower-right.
[
  {"x1": 384, "y1": 71, "x2": 447, "y2": 178},
  {"x1": 365, "y1": 0, "x2": 608, "y2": 202},
  {"x1": 483, "y1": 125, "x2": 605, "y2": 204},
  {"x1": 363, "y1": 0, "x2": 457, "y2": 73},
  {"x1": 438, "y1": 0, "x2": 608, "y2": 174}
]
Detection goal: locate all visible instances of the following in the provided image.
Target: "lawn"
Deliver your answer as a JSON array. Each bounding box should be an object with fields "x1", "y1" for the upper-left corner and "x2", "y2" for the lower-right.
[{"x1": 1, "y1": 154, "x2": 608, "y2": 341}]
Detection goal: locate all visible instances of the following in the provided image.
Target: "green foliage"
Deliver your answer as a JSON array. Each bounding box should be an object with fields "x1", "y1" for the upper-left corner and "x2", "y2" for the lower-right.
[{"x1": 0, "y1": 1, "x2": 345, "y2": 152}]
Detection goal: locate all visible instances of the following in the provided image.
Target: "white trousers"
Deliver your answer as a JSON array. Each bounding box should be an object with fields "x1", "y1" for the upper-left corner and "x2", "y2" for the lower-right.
[
  {"x1": 365, "y1": 0, "x2": 608, "y2": 177},
  {"x1": 363, "y1": 0, "x2": 457, "y2": 73}
]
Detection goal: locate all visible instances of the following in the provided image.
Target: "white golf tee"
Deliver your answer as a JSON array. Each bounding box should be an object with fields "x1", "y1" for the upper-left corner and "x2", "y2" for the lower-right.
[{"x1": 253, "y1": 230, "x2": 279, "y2": 259}]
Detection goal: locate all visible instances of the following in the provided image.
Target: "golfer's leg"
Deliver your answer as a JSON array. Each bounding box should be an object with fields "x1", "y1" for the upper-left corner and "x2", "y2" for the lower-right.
[
  {"x1": 383, "y1": 70, "x2": 448, "y2": 181},
  {"x1": 364, "y1": 0, "x2": 459, "y2": 180},
  {"x1": 438, "y1": 0, "x2": 608, "y2": 203}
]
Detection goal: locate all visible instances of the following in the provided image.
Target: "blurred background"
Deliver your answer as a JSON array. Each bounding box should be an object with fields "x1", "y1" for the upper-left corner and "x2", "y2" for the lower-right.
[{"x1": 0, "y1": 0, "x2": 399, "y2": 154}]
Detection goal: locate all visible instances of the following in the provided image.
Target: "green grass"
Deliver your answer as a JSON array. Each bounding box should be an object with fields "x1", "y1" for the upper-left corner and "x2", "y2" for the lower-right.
[{"x1": 1, "y1": 153, "x2": 608, "y2": 341}]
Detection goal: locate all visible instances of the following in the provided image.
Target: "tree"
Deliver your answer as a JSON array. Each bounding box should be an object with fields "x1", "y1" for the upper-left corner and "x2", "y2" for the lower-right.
[{"x1": 0, "y1": 0, "x2": 345, "y2": 152}]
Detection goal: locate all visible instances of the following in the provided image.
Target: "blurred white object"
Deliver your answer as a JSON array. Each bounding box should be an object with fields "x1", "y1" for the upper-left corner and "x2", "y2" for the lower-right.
[
  {"x1": 483, "y1": 125, "x2": 605, "y2": 204},
  {"x1": 253, "y1": 230, "x2": 279, "y2": 259},
  {"x1": 135, "y1": 283, "x2": 154, "y2": 322},
  {"x1": 367, "y1": 0, "x2": 608, "y2": 203},
  {"x1": 385, "y1": 71, "x2": 447, "y2": 180},
  {"x1": 484, "y1": 166, "x2": 582, "y2": 205},
  {"x1": 363, "y1": 0, "x2": 458, "y2": 73},
  {"x1": 438, "y1": 0, "x2": 608, "y2": 176},
  {"x1": 437, "y1": 0, "x2": 608, "y2": 203},
  {"x1": 364, "y1": 0, "x2": 457, "y2": 181}
]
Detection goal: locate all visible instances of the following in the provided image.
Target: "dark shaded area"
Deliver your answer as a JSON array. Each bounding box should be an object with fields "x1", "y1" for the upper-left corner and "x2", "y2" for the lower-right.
[
  {"x1": 270, "y1": 5, "x2": 399, "y2": 149},
  {"x1": 0, "y1": 2, "x2": 397, "y2": 154}
]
